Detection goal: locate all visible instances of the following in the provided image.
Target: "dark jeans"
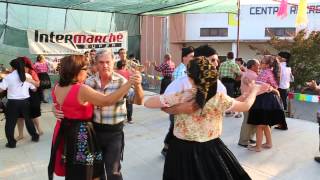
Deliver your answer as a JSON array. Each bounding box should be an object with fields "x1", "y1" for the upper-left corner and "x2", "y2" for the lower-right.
[
  {"x1": 164, "y1": 114, "x2": 174, "y2": 145},
  {"x1": 95, "y1": 123, "x2": 124, "y2": 180},
  {"x1": 278, "y1": 88, "x2": 288, "y2": 110},
  {"x1": 160, "y1": 77, "x2": 172, "y2": 94},
  {"x1": 5, "y1": 99, "x2": 39, "y2": 146},
  {"x1": 221, "y1": 78, "x2": 236, "y2": 98},
  {"x1": 278, "y1": 88, "x2": 288, "y2": 129},
  {"x1": 126, "y1": 100, "x2": 133, "y2": 121}
]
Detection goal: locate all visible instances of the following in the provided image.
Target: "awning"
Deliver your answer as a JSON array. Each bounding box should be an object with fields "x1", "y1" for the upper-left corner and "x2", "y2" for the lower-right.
[{"x1": 0, "y1": 0, "x2": 238, "y2": 15}]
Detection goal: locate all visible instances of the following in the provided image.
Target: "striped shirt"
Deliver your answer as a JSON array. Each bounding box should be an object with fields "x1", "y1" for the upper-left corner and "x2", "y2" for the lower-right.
[{"x1": 85, "y1": 72, "x2": 135, "y2": 125}]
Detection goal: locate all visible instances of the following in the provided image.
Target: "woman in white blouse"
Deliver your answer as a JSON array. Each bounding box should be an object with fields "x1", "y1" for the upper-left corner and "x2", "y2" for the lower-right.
[
  {"x1": 144, "y1": 56, "x2": 268, "y2": 180},
  {"x1": 0, "y1": 58, "x2": 39, "y2": 148}
]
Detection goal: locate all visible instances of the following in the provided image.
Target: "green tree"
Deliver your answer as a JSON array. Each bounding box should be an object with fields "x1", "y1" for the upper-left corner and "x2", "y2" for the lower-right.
[{"x1": 267, "y1": 30, "x2": 320, "y2": 90}]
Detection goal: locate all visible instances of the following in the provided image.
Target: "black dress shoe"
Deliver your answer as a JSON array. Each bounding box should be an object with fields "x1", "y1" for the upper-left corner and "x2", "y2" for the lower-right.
[
  {"x1": 31, "y1": 135, "x2": 39, "y2": 142},
  {"x1": 274, "y1": 126, "x2": 288, "y2": 130},
  {"x1": 249, "y1": 139, "x2": 256, "y2": 144},
  {"x1": 5, "y1": 143, "x2": 16, "y2": 148},
  {"x1": 314, "y1": 156, "x2": 320, "y2": 163},
  {"x1": 238, "y1": 143, "x2": 248, "y2": 148}
]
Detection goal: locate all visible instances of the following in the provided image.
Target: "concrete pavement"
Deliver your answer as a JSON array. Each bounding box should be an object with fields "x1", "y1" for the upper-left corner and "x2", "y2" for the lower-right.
[{"x1": 0, "y1": 91, "x2": 319, "y2": 180}]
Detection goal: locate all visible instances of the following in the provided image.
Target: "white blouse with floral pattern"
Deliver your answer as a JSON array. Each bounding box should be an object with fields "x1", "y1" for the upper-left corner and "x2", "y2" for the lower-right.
[{"x1": 160, "y1": 91, "x2": 234, "y2": 142}]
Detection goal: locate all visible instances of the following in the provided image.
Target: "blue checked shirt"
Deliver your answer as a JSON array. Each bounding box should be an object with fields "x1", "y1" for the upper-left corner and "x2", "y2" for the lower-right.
[
  {"x1": 85, "y1": 72, "x2": 134, "y2": 125},
  {"x1": 172, "y1": 63, "x2": 187, "y2": 80}
]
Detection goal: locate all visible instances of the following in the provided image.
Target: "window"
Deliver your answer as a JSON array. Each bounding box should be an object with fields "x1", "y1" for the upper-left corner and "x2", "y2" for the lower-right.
[
  {"x1": 265, "y1": 28, "x2": 296, "y2": 37},
  {"x1": 200, "y1": 28, "x2": 228, "y2": 37}
]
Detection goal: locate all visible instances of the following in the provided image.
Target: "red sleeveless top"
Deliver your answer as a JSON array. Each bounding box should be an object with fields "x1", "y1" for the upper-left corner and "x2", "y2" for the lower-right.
[
  {"x1": 52, "y1": 83, "x2": 93, "y2": 120},
  {"x1": 51, "y1": 83, "x2": 93, "y2": 176}
]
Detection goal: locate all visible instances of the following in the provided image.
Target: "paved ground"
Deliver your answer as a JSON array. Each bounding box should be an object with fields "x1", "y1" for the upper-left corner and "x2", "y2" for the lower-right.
[{"x1": 0, "y1": 91, "x2": 319, "y2": 180}]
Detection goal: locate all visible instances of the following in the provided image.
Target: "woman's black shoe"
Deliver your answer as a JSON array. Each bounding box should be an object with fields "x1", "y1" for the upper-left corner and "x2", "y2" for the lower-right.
[
  {"x1": 5, "y1": 143, "x2": 16, "y2": 148},
  {"x1": 274, "y1": 126, "x2": 288, "y2": 130}
]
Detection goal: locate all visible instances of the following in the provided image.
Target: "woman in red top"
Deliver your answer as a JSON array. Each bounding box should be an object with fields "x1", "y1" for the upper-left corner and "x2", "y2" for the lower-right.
[{"x1": 48, "y1": 55, "x2": 140, "y2": 180}]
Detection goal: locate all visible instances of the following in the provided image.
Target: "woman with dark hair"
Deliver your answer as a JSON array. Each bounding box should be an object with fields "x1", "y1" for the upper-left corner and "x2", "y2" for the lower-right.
[
  {"x1": 0, "y1": 57, "x2": 39, "y2": 148},
  {"x1": 16, "y1": 57, "x2": 43, "y2": 140},
  {"x1": 48, "y1": 55, "x2": 140, "y2": 180},
  {"x1": 34, "y1": 54, "x2": 52, "y2": 103},
  {"x1": 145, "y1": 56, "x2": 266, "y2": 180},
  {"x1": 247, "y1": 55, "x2": 286, "y2": 152}
]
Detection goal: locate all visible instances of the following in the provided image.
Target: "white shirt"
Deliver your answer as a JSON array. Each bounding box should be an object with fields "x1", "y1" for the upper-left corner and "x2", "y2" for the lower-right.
[
  {"x1": 165, "y1": 76, "x2": 227, "y2": 94},
  {"x1": 279, "y1": 62, "x2": 291, "y2": 89},
  {"x1": 0, "y1": 70, "x2": 36, "y2": 99}
]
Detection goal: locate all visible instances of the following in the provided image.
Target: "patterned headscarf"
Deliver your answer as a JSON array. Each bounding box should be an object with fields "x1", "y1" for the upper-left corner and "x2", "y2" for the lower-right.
[{"x1": 187, "y1": 56, "x2": 218, "y2": 107}]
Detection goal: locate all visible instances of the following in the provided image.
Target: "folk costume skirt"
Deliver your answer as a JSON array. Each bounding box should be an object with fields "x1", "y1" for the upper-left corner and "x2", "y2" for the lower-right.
[
  {"x1": 48, "y1": 118, "x2": 103, "y2": 180},
  {"x1": 163, "y1": 136, "x2": 251, "y2": 180},
  {"x1": 247, "y1": 92, "x2": 285, "y2": 126}
]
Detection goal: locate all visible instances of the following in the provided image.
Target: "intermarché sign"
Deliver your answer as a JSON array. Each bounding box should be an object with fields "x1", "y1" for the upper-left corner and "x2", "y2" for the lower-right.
[{"x1": 27, "y1": 30, "x2": 128, "y2": 55}]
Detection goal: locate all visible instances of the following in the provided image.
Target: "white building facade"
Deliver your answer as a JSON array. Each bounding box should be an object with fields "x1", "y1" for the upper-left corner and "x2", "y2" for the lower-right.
[{"x1": 184, "y1": 3, "x2": 320, "y2": 60}]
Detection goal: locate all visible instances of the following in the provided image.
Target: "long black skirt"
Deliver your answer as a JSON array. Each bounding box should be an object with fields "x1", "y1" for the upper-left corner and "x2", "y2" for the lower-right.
[
  {"x1": 163, "y1": 136, "x2": 251, "y2": 180},
  {"x1": 29, "y1": 90, "x2": 41, "y2": 118},
  {"x1": 247, "y1": 92, "x2": 285, "y2": 126}
]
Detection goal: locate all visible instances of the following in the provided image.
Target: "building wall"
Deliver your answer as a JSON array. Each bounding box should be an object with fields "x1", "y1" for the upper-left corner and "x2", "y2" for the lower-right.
[
  {"x1": 184, "y1": 42, "x2": 277, "y2": 61},
  {"x1": 186, "y1": 3, "x2": 320, "y2": 41},
  {"x1": 140, "y1": 3, "x2": 320, "y2": 86},
  {"x1": 140, "y1": 15, "x2": 185, "y2": 65},
  {"x1": 140, "y1": 15, "x2": 185, "y2": 88}
]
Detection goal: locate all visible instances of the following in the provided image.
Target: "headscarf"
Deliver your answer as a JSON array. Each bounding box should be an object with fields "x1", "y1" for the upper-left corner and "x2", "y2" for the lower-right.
[{"x1": 187, "y1": 56, "x2": 218, "y2": 108}]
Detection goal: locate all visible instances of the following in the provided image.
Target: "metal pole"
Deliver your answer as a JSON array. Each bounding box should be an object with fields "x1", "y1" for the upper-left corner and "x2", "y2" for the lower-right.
[
  {"x1": 236, "y1": 0, "x2": 240, "y2": 58},
  {"x1": 64, "y1": 9, "x2": 68, "y2": 30}
]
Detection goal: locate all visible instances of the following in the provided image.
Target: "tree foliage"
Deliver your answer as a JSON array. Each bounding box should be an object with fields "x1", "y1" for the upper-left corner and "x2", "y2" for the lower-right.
[{"x1": 267, "y1": 30, "x2": 320, "y2": 90}]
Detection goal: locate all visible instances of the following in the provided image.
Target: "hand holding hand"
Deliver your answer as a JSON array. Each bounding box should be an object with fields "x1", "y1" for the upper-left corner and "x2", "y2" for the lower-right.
[
  {"x1": 25, "y1": 77, "x2": 34, "y2": 84},
  {"x1": 129, "y1": 71, "x2": 142, "y2": 86},
  {"x1": 135, "y1": 65, "x2": 145, "y2": 73},
  {"x1": 0, "y1": 73, "x2": 6, "y2": 79}
]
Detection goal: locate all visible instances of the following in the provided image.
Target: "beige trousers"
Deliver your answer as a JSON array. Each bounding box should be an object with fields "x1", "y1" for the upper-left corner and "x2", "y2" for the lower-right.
[{"x1": 238, "y1": 111, "x2": 256, "y2": 145}]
